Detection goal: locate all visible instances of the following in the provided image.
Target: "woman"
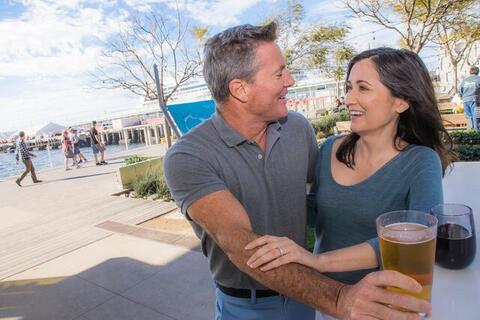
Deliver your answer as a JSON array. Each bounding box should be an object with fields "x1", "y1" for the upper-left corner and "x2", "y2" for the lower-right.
[
  {"x1": 61, "y1": 130, "x2": 77, "y2": 170},
  {"x1": 245, "y1": 48, "x2": 455, "y2": 317}
]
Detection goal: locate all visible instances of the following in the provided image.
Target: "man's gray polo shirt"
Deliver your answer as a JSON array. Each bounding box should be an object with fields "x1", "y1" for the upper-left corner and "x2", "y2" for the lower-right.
[{"x1": 164, "y1": 111, "x2": 318, "y2": 289}]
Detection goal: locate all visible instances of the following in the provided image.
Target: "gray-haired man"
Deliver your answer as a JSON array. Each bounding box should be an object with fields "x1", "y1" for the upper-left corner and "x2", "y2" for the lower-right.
[{"x1": 164, "y1": 22, "x2": 430, "y2": 320}]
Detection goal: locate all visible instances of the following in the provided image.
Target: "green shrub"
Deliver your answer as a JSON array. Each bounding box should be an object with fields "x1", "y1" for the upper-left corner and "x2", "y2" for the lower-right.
[
  {"x1": 450, "y1": 130, "x2": 480, "y2": 145},
  {"x1": 132, "y1": 171, "x2": 160, "y2": 198},
  {"x1": 130, "y1": 158, "x2": 172, "y2": 200},
  {"x1": 125, "y1": 156, "x2": 150, "y2": 165},
  {"x1": 454, "y1": 144, "x2": 480, "y2": 161},
  {"x1": 156, "y1": 175, "x2": 173, "y2": 201},
  {"x1": 310, "y1": 110, "x2": 350, "y2": 137}
]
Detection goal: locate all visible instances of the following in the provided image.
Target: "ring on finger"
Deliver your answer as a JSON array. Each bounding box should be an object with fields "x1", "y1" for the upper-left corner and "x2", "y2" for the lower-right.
[{"x1": 278, "y1": 247, "x2": 285, "y2": 256}]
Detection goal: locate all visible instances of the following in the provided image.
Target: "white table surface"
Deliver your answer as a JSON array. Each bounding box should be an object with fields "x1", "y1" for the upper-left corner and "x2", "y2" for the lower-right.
[{"x1": 431, "y1": 162, "x2": 480, "y2": 320}]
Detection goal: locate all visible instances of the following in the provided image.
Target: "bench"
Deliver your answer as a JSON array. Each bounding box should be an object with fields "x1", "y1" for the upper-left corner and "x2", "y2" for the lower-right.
[{"x1": 441, "y1": 113, "x2": 467, "y2": 130}]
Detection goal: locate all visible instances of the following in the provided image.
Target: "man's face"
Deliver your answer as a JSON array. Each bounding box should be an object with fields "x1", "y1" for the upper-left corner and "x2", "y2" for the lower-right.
[{"x1": 243, "y1": 42, "x2": 295, "y2": 122}]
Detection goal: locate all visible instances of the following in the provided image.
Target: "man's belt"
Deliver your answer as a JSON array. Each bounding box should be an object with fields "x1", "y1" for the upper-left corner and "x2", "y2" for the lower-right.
[{"x1": 217, "y1": 284, "x2": 279, "y2": 298}]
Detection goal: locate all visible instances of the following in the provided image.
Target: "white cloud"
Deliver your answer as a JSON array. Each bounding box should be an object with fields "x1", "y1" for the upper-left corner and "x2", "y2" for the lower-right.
[
  {"x1": 122, "y1": 0, "x2": 261, "y2": 27},
  {"x1": 178, "y1": 0, "x2": 262, "y2": 26},
  {"x1": 0, "y1": 77, "x2": 140, "y2": 133},
  {"x1": 311, "y1": 0, "x2": 349, "y2": 22},
  {"x1": 0, "y1": 0, "x2": 130, "y2": 77},
  {"x1": 0, "y1": 0, "x2": 139, "y2": 133}
]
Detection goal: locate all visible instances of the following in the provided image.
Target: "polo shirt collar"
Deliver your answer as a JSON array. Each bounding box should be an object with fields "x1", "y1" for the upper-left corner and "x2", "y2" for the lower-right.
[{"x1": 211, "y1": 111, "x2": 282, "y2": 147}]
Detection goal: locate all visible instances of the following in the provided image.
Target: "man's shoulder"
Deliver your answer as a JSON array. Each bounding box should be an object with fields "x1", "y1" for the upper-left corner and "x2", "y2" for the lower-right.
[
  {"x1": 165, "y1": 119, "x2": 216, "y2": 158},
  {"x1": 280, "y1": 111, "x2": 311, "y2": 130},
  {"x1": 285, "y1": 111, "x2": 309, "y2": 123}
]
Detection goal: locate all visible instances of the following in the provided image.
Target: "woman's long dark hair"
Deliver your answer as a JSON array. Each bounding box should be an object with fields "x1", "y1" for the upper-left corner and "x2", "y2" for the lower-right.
[{"x1": 337, "y1": 47, "x2": 456, "y2": 175}]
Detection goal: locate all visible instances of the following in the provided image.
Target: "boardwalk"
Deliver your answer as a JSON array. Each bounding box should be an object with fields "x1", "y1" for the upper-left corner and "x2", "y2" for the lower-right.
[{"x1": 0, "y1": 144, "x2": 176, "y2": 280}]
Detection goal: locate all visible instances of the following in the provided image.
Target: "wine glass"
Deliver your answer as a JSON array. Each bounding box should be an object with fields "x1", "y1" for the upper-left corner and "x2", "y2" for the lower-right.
[{"x1": 430, "y1": 203, "x2": 476, "y2": 269}]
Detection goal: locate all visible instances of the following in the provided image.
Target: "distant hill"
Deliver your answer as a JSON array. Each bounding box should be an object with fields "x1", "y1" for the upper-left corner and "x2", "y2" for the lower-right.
[
  {"x1": 0, "y1": 131, "x2": 16, "y2": 140},
  {"x1": 35, "y1": 122, "x2": 65, "y2": 136}
]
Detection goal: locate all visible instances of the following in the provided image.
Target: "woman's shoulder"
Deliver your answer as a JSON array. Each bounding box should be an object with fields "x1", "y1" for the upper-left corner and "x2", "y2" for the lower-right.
[
  {"x1": 405, "y1": 145, "x2": 439, "y2": 159},
  {"x1": 401, "y1": 145, "x2": 441, "y2": 169},
  {"x1": 321, "y1": 135, "x2": 346, "y2": 152}
]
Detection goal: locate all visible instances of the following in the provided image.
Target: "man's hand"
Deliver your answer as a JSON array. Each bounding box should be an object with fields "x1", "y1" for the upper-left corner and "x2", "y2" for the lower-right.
[{"x1": 337, "y1": 270, "x2": 431, "y2": 320}]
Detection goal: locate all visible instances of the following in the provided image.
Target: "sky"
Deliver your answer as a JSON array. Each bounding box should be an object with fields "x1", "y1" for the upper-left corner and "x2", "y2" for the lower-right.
[{"x1": 0, "y1": 0, "x2": 436, "y2": 134}]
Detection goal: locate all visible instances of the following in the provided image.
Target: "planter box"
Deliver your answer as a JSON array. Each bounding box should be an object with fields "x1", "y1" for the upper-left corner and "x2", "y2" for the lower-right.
[{"x1": 117, "y1": 157, "x2": 164, "y2": 189}]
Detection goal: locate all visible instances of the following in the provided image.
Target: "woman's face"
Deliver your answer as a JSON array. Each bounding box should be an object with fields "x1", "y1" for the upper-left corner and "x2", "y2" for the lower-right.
[{"x1": 345, "y1": 58, "x2": 409, "y2": 136}]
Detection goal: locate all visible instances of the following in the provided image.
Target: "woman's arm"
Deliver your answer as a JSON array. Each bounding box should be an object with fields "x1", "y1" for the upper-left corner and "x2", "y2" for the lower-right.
[
  {"x1": 314, "y1": 242, "x2": 378, "y2": 272},
  {"x1": 245, "y1": 235, "x2": 378, "y2": 272},
  {"x1": 407, "y1": 149, "x2": 444, "y2": 212}
]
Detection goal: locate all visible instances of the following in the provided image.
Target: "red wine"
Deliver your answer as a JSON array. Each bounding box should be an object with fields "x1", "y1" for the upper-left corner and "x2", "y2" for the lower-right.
[{"x1": 436, "y1": 223, "x2": 476, "y2": 269}]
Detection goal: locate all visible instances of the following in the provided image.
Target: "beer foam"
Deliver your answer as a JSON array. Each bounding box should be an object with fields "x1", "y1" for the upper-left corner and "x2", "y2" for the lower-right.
[{"x1": 381, "y1": 222, "x2": 435, "y2": 244}]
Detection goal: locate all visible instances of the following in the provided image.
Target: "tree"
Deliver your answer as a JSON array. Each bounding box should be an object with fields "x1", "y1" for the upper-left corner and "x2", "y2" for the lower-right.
[
  {"x1": 435, "y1": 16, "x2": 480, "y2": 92},
  {"x1": 325, "y1": 45, "x2": 356, "y2": 97},
  {"x1": 344, "y1": 0, "x2": 468, "y2": 53},
  {"x1": 273, "y1": 0, "x2": 306, "y2": 54},
  {"x1": 191, "y1": 26, "x2": 209, "y2": 45},
  {"x1": 265, "y1": 0, "x2": 352, "y2": 78},
  {"x1": 94, "y1": 9, "x2": 202, "y2": 104}
]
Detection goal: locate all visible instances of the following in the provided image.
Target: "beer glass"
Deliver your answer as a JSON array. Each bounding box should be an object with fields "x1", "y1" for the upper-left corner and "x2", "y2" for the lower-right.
[
  {"x1": 376, "y1": 210, "x2": 437, "y2": 318},
  {"x1": 431, "y1": 204, "x2": 476, "y2": 269}
]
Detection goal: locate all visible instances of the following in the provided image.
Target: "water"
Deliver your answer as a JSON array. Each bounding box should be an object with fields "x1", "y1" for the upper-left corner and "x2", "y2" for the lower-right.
[{"x1": 0, "y1": 144, "x2": 145, "y2": 181}]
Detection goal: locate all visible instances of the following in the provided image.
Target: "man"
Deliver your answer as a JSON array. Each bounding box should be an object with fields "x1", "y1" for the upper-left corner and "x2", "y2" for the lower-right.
[
  {"x1": 15, "y1": 131, "x2": 42, "y2": 187},
  {"x1": 89, "y1": 121, "x2": 107, "y2": 166},
  {"x1": 164, "y1": 23, "x2": 430, "y2": 319},
  {"x1": 459, "y1": 66, "x2": 480, "y2": 130}
]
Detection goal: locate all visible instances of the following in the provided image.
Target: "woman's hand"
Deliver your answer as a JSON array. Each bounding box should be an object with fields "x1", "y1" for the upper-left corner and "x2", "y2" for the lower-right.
[{"x1": 245, "y1": 235, "x2": 317, "y2": 271}]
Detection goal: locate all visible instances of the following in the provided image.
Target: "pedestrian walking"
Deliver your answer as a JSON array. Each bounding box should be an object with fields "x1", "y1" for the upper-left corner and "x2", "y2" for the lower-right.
[
  {"x1": 15, "y1": 131, "x2": 42, "y2": 187},
  {"x1": 90, "y1": 121, "x2": 107, "y2": 166}
]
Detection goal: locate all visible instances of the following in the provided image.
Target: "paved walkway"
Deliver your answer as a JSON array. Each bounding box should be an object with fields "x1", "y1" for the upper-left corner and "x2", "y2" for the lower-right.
[
  {"x1": 0, "y1": 144, "x2": 178, "y2": 280},
  {"x1": 0, "y1": 143, "x2": 215, "y2": 320}
]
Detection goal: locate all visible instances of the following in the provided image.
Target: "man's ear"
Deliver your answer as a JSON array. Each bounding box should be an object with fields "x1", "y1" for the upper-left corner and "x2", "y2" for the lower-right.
[{"x1": 228, "y1": 79, "x2": 249, "y2": 103}]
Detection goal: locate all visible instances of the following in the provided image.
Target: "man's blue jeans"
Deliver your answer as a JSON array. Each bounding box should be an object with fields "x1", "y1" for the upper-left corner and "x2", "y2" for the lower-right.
[
  {"x1": 215, "y1": 287, "x2": 315, "y2": 320},
  {"x1": 463, "y1": 101, "x2": 479, "y2": 130}
]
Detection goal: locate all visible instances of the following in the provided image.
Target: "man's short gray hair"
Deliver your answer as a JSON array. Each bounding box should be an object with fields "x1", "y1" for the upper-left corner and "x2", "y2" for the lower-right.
[{"x1": 203, "y1": 22, "x2": 278, "y2": 104}]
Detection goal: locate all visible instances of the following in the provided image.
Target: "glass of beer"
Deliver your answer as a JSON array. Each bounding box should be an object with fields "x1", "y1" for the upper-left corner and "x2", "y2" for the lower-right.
[
  {"x1": 431, "y1": 204, "x2": 476, "y2": 269},
  {"x1": 376, "y1": 210, "x2": 437, "y2": 318}
]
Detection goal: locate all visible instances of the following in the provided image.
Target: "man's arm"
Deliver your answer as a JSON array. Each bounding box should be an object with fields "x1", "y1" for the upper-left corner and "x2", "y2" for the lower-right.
[
  {"x1": 95, "y1": 133, "x2": 103, "y2": 146},
  {"x1": 188, "y1": 189, "x2": 343, "y2": 315},
  {"x1": 188, "y1": 190, "x2": 430, "y2": 319}
]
